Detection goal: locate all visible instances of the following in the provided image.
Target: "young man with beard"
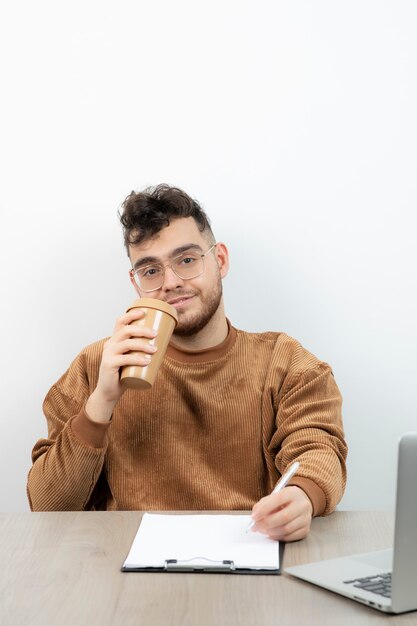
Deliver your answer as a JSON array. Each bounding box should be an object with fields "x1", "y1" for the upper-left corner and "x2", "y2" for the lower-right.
[{"x1": 27, "y1": 184, "x2": 347, "y2": 542}]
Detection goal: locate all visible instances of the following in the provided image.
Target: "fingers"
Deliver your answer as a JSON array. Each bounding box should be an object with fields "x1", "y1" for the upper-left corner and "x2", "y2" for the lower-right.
[
  {"x1": 108, "y1": 308, "x2": 159, "y2": 364},
  {"x1": 250, "y1": 486, "x2": 313, "y2": 542},
  {"x1": 94, "y1": 309, "x2": 159, "y2": 404},
  {"x1": 251, "y1": 484, "x2": 296, "y2": 520},
  {"x1": 254, "y1": 508, "x2": 311, "y2": 542},
  {"x1": 112, "y1": 308, "x2": 155, "y2": 341},
  {"x1": 102, "y1": 341, "x2": 157, "y2": 369}
]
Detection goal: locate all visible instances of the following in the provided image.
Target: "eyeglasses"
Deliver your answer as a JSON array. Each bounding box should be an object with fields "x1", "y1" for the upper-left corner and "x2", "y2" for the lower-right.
[{"x1": 130, "y1": 244, "x2": 217, "y2": 292}]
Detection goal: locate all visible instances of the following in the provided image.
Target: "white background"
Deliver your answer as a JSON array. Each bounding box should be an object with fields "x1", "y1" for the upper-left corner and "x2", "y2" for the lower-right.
[{"x1": 1, "y1": 1, "x2": 416, "y2": 512}]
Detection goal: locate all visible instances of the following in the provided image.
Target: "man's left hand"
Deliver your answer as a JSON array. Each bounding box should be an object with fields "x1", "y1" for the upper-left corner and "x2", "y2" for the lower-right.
[{"x1": 250, "y1": 486, "x2": 313, "y2": 542}]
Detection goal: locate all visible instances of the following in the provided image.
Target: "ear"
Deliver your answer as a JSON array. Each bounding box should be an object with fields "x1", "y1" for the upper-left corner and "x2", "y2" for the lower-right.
[
  {"x1": 214, "y1": 242, "x2": 229, "y2": 279},
  {"x1": 129, "y1": 270, "x2": 142, "y2": 296}
]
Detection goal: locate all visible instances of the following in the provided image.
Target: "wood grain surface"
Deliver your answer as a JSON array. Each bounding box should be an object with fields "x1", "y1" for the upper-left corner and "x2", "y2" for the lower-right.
[{"x1": 0, "y1": 511, "x2": 415, "y2": 626}]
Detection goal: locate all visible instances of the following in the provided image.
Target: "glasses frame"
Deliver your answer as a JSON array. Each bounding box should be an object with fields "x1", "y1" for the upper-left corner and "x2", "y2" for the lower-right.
[{"x1": 130, "y1": 244, "x2": 217, "y2": 293}]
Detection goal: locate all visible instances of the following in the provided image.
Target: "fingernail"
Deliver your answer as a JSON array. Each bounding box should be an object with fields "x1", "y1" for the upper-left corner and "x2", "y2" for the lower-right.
[
  {"x1": 149, "y1": 345, "x2": 158, "y2": 352},
  {"x1": 144, "y1": 355, "x2": 152, "y2": 362}
]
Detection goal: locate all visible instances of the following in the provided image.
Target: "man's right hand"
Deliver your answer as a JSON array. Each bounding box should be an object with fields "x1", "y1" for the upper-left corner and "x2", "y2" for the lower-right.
[{"x1": 85, "y1": 308, "x2": 158, "y2": 423}]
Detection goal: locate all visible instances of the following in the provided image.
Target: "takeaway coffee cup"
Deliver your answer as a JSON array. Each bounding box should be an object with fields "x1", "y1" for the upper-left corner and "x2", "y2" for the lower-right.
[{"x1": 120, "y1": 298, "x2": 178, "y2": 390}]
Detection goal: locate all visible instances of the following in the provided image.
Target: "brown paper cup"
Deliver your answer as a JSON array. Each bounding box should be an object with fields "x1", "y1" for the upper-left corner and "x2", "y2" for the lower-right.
[{"x1": 120, "y1": 298, "x2": 178, "y2": 390}]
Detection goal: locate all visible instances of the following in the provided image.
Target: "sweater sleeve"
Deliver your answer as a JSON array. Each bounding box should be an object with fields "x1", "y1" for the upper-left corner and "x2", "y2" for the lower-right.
[
  {"x1": 268, "y1": 346, "x2": 347, "y2": 517},
  {"x1": 27, "y1": 344, "x2": 111, "y2": 511}
]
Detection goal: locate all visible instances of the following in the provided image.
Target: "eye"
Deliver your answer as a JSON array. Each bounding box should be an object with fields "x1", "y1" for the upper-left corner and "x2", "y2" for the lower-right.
[
  {"x1": 140, "y1": 265, "x2": 163, "y2": 279},
  {"x1": 179, "y1": 255, "x2": 197, "y2": 265}
]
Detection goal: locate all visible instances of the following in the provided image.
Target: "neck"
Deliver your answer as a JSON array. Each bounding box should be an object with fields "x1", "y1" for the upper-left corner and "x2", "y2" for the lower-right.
[{"x1": 170, "y1": 305, "x2": 228, "y2": 351}]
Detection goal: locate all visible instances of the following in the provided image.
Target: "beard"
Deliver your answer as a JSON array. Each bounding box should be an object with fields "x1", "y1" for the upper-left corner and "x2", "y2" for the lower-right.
[{"x1": 170, "y1": 278, "x2": 223, "y2": 337}]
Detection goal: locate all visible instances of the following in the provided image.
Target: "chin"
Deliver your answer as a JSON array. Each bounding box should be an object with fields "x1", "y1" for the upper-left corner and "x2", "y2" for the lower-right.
[
  {"x1": 173, "y1": 307, "x2": 219, "y2": 338},
  {"x1": 173, "y1": 319, "x2": 205, "y2": 337}
]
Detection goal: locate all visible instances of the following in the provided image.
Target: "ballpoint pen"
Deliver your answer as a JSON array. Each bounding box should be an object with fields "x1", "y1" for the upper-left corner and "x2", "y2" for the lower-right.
[{"x1": 245, "y1": 461, "x2": 300, "y2": 533}]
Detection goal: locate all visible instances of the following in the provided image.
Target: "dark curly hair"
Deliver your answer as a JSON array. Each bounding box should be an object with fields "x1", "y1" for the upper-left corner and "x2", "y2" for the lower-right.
[{"x1": 119, "y1": 184, "x2": 215, "y2": 252}]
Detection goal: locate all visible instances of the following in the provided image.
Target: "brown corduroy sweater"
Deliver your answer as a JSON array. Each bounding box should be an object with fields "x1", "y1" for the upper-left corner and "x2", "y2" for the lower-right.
[{"x1": 27, "y1": 323, "x2": 347, "y2": 515}]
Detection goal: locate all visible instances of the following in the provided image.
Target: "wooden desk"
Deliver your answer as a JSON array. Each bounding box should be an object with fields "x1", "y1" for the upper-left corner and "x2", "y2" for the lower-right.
[{"x1": 0, "y1": 511, "x2": 415, "y2": 625}]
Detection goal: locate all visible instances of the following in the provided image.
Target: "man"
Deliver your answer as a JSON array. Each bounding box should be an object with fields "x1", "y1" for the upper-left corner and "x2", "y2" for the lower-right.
[{"x1": 27, "y1": 184, "x2": 347, "y2": 542}]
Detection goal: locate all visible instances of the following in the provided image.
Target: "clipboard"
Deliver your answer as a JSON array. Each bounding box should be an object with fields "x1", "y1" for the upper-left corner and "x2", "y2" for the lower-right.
[{"x1": 121, "y1": 513, "x2": 281, "y2": 575}]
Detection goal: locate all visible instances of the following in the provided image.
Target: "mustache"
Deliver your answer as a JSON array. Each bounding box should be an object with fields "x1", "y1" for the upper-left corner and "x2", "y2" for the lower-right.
[{"x1": 162, "y1": 290, "x2": 198, "y2": 301}]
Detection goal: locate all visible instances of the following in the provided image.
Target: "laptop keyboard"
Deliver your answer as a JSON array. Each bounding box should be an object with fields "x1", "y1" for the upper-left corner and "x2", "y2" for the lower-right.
[{"x1": 343, "y1": 573, "x2": 392, "y2": 598}]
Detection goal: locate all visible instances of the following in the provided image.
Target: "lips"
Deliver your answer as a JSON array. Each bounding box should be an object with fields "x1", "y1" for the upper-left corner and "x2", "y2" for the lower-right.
[{"x1": 166, "y1": 295, "x2": 194, "y2": 308}]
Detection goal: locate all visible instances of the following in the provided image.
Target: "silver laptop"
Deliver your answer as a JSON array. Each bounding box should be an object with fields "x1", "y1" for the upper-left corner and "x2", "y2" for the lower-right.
[{"x1": 286, "y1": 432, "x2": 417, "y2": 614}]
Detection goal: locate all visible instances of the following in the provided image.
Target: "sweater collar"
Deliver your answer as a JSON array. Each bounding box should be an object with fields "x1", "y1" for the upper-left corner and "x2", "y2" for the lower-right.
[{"x1": 166, "y1": 319, "x2": 237, "y2": 364}]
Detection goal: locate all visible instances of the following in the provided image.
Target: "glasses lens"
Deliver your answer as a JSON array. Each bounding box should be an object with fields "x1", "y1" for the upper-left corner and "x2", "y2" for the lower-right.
[
  {"x1": 135, "y1": 264, "x2": 164, "y2": 291},
  {"x1": 173, "y1": 253, "x2": 204, "y2": 279}
]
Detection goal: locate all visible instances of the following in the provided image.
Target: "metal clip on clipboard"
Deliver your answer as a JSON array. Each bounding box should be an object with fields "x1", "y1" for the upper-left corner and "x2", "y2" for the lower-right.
[{"x1": 165, "y1": 557, "x2": 236, "y2": 572}]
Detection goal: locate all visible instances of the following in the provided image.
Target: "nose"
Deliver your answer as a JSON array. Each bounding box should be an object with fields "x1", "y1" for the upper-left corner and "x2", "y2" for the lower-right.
[{"x1": 161, "y1": 264, "x2": 185, "y2": 292}]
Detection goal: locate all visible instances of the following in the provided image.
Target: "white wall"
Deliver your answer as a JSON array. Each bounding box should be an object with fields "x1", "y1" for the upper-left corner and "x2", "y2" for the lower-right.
[{"x1": 1, "y1": 1, "x2": 416, "y2": 512}]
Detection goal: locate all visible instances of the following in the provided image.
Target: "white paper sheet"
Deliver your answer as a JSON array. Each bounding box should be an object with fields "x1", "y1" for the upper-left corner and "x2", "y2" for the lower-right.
[{"x1": 123, "y1": 513, "x2": 279, "y2": 571}]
